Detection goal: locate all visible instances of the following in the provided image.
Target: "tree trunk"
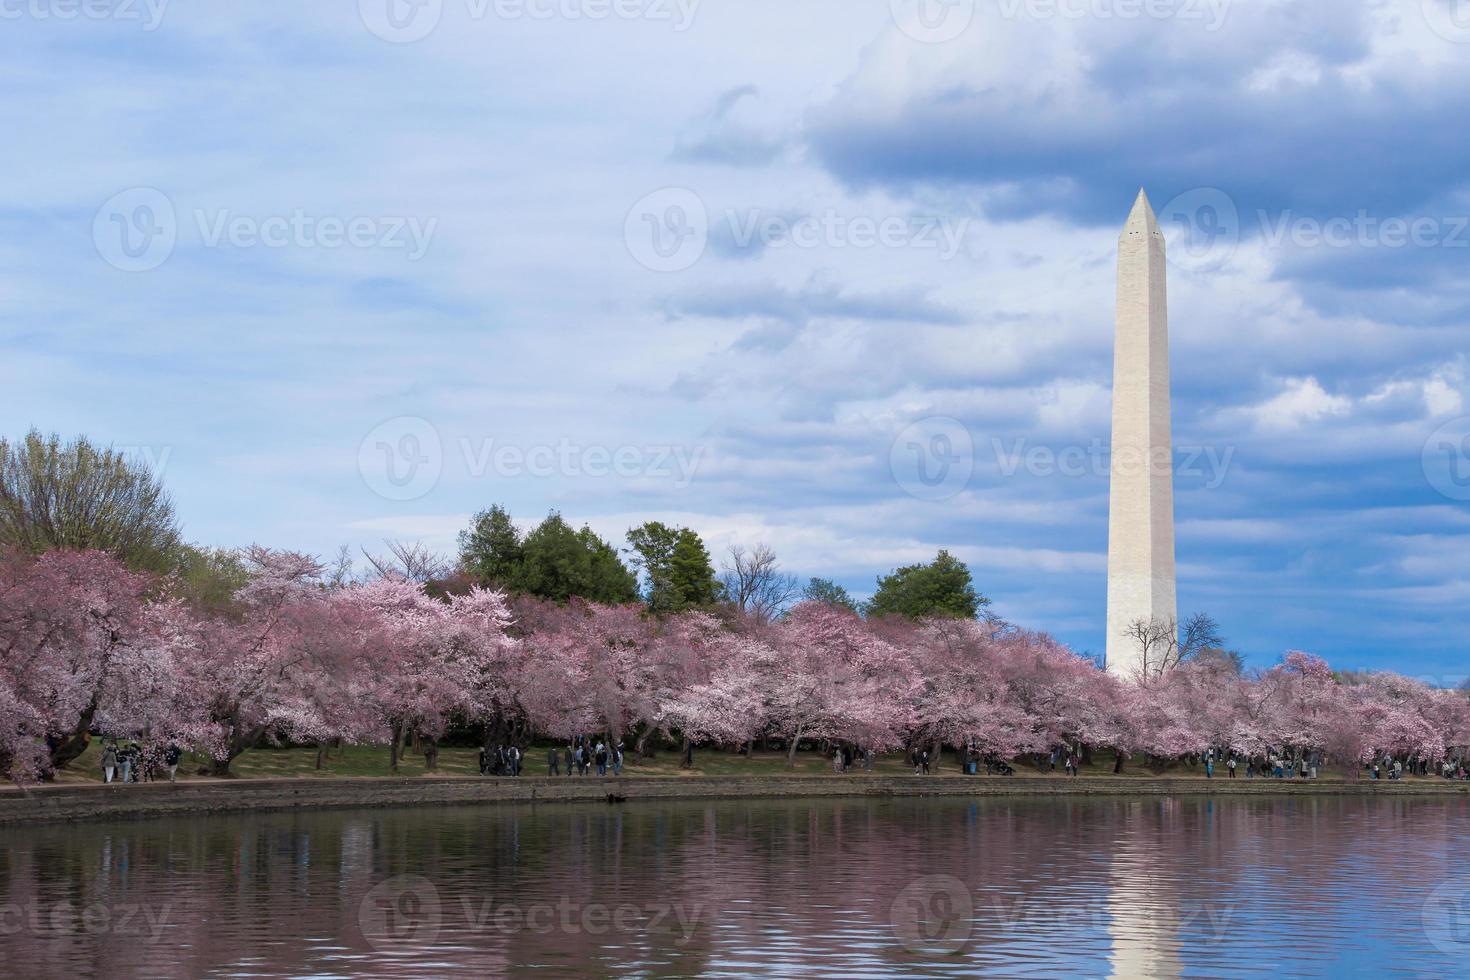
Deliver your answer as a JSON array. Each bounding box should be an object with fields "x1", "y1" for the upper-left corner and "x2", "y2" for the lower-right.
[
  {"x1": 785, "y1": 729, "x2": 803, "y2": 769},
  {"x1": 389, "y1": 720, "x2": 404, "y2": 773},
  {"x1": 49, "y1": 698, "x2": 100, "y2": 774},
  {"x1": 315, "y1": 742, "x2": 327, "y2": 771},
  {"x1": 423, "y1": 736, "x2": 439, "y2": 772},
  {"x1": 1113, "y1": 751, "x2": 1124, "y2": 774}
]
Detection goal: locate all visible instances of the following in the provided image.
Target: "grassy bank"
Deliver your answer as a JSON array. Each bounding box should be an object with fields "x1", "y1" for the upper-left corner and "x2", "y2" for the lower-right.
[{"x1": 46, "y1": 740, "x2": 1397, "y2": 785}]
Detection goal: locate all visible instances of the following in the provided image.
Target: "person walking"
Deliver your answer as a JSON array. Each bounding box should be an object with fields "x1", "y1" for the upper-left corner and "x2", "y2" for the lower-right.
[
  {"x1": 119, "y1": 744, "x2": 135, "y2": 784},
  {"x1": 548, "y1": 746, "x2": 560, "y2": 776},
  {"x1": 101, "y1": 742, "x2": 118, "y2": 784},
  {"x1": 563, "y1": 744, "x2": 574, "y2": 777},
  {"x1": 595, "y1": 743, "x2": 608, "y2": 777},
  {"x1": 1205, "y1": 756, "x2": 1214, "y2": 779},
  {"x1": 612, "y1": 742, "x2": 623, "y2": 776},
  {"x1": 164, "y1": 743, "x2": 182, "y2": 782},
  {"x1": 919, "y1": 749, "x2": 931, "y2": 775},
  {"x1": 1227, "y1": 756, "x2": 1237, "y2": 779}
]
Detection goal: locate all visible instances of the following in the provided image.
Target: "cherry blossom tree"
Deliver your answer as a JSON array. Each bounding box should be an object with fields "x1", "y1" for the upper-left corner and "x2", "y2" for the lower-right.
[{"x1": 0, "y1": 549, "x2": 152, "y2": 781}]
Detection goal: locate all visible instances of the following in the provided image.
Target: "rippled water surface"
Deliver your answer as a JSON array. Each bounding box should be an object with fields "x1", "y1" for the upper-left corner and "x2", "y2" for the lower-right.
[{"x1": 3, "y1": 794, "x2": 1470, "y2": 978}]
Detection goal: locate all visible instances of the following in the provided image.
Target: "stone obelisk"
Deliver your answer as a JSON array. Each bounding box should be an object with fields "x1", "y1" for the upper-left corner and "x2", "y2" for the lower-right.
[{"x1": 1105, "y1": 189, "x2": 1177, "y2": 678}]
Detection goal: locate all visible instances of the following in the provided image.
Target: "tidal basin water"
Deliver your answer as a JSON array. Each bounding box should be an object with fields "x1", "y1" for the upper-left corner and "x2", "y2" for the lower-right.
[{"x1": 3, "y1": 794, "x2": 1470, "y2": 978}]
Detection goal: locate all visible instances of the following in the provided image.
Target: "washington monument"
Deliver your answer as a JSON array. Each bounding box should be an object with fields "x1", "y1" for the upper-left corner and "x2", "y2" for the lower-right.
[{"x1": 1105, "y1": 189, "x2": 1177, "y2": 678}]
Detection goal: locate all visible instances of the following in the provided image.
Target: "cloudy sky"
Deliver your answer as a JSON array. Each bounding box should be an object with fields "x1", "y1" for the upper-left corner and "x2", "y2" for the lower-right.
[{"x1": 3, "y1": 0, "x2": 1468, "y2": 677}]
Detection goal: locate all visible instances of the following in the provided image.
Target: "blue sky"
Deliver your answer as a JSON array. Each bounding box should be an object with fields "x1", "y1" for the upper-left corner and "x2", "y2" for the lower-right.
[{"x1": 2, "y1": 0, "x2": 1468, "y2": 678}]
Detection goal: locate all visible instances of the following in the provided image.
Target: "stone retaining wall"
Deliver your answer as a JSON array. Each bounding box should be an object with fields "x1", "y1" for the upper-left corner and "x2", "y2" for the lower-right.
[{"x1": 3, "y1": 774, "x2": 1467, "y2": 825}]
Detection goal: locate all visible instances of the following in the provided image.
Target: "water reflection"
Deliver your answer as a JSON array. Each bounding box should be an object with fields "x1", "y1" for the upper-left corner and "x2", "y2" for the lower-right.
[{"x1": 1, "y1": 795, "x2": 1467, "y2": 977}]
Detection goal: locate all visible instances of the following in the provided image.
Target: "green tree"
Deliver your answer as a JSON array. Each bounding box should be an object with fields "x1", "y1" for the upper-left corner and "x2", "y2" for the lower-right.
[
  {"x1": 173, "y1": 544, "x2": 250, "y2": 613},
  {"x1": 801, "y1": 577, "x2": 859, "y2": 614},
  {"x1": 626, "y1": 521, "x2": 722, "y2": 613},
  {"x1": 866, "y1": 549, "x2": 987, "y2": 620},
  {"x1": 518, "y1": 513, "x2": 638, "y2": 604},
  {"x1": 458, "y1": 504, "x2": 524, "y2": 587},
  {"x1": 458, "y1": 506, "x2": 637, "y2": 604},
  {"x1": 0, "y1": 429, "x2": 182, "y2": 574}
]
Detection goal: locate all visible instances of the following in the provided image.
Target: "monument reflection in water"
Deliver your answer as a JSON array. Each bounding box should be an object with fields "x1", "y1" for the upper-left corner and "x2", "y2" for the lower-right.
[{"x1": 1, "y1": 795, "x2": 1467, "y2": 978}]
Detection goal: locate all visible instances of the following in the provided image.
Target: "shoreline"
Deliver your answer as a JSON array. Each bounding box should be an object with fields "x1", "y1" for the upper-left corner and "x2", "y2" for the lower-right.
[{"x1": 3, "y1": 773, "x2": 1468, "y2": 825}]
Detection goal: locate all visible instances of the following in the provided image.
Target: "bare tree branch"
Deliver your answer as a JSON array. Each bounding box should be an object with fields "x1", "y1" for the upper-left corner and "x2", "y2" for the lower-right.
[
  {"x1": 362, "y1": 539, "x2": 449, "y2": 584},
  {"x1": 720, "y1": 542, "x2": 801, "y2": 623}
]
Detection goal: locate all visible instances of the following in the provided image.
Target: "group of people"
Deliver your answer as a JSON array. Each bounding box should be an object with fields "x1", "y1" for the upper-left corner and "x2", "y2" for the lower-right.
[
  {"x1": 550, "y1": 738, "x2": 624, "y2": 776},
  {"x1": 830, "y1": 745, "x2": 875, "y2": 772},
  {"x1": 478, "y1": 744, "x2": 524, "y2": 776},
  {"x1": 99, "y1": 741, "x2": 182, "y2": 783},
  {"x1": 1047, "y1": 745, "x2": 1082, "y2": 777}
]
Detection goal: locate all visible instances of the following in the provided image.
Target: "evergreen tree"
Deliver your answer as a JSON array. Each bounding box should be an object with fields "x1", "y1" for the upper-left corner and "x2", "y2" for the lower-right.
[
  {"x1": 458, "y1": 505, "x2": 524, "y2": 587},
  {"x1": 459, "y1": 506, "x2": 637, "y2": 604},
  {"x1": 626, "y1": 521, "x2": 722, "y2": 613},
  {"x1": 866, "y1": 549, "x2": 986, "y2": 620},
  {"x1": 801, "y1": 577, "x2": 859, "y2": 614}
]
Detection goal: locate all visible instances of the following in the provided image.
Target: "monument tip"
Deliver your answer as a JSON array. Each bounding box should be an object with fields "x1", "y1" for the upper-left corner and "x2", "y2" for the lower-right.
[{"x1": 1122, "y1": 187, "x2": 1159, "y2": 236}]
